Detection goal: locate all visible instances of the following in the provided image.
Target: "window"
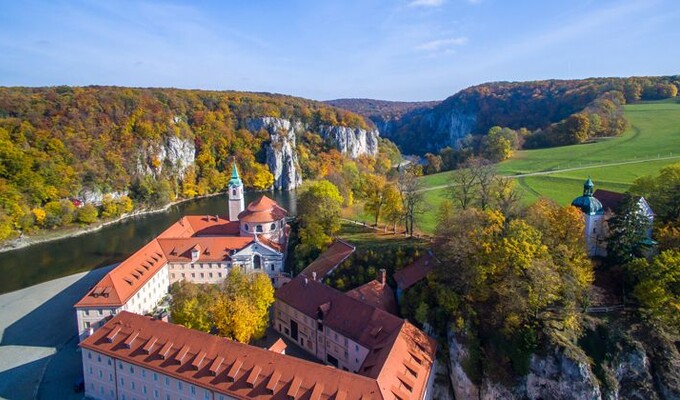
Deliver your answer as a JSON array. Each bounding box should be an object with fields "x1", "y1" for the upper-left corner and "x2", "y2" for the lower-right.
[
  {"x1": 200, "y1": 273, "x2": 204, "y2": 278},
  {"x1": 153, "y1": 372, "x2": 158, "y2": 381},
  {"x1": 209, "y1": 273, "x2": 213, "y2": 278},
  {"x1": 154, "y1": 389, "x2": 159, "y2": 398},
  {"x1": 165, "y1": 377, "x2": 170, "y2": 386},
  {"x1": 355, "y1": 344, "x2": 359, "y2": 351},
  {"x1": 107, "y1": 358, "x2": 112, "y2": 366},
  {"x1": 253, "y1": 255, "x2": 262, "y2": 269},
  {"x1": 89, "y1": 367, "x2": 93, "y2": 375},
  {"x1": 142, "y1": 370, "x2": 146, "y2": 378},
  {"x1": 232, "y1": 189, "x2": 236, "y2": 196},
  {"x1": 109, "y1": 373, "x2": 113, "y2": 382},
  {"x1": 131, "y1": 382, "x2": 135, "y2": 390},
  {"x1": 98, "y1": 309, "x2": 103, "y2": 316},
  {"x1": 130, "y1": 366, "x2": 134, "y2": 374},
  {"x1": 122, "y1": 395, "x2": 126, "y2": 400},
  {"x1": 245, "y1": 224, "x2": 249, "y2": 231},
  {"x1": 143, "y1": 386, "x2": 147, "y2": 394},
  {"x1": 178, "y1": 382, "x2": 183, "y2": 390},
  {"x1": 85, "y1": 322, "x2": 91, "y2": 329},
  {"x1": 120, "y1": 377, "x2": 124, "y2": 386},
  {"x1": 256, "y1": 225, "x2": 263, "y2": 232},
  {"x1": 98, "y1": 370, "x2": 103, "y2": 378},
  {"x1": 87, "y1": 351, "x2": 91, "y2": 359},
  {"x1": 270, "y1": 223, "x2": 276, "y2": 230},
  {"x1": 191, "y1": 385, "x2": 196, "y2": 395},
  {"x1": 119, "y1": 362, "x2": 123, "y2": 370},
  {"x1": 85, "y1": 310, "x2": 89, "y2": 316},
  {"x1": 271, "y1": 264, "x2": 275, "y2": 271}
]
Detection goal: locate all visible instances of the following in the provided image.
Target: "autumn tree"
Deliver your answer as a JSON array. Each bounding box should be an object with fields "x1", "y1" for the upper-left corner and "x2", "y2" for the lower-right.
[
  {"x1": 626, "y1": 250, "x2": 680, "y2": 333},
  {"x1": 397, "y1": 166, "x2": 425, "y2": 236},
  {"x1": 364, "y1": 175, "x2": 387, "y2": 225},
  {"x1": 76, "y1": 203, "x2": 99, "y2": 224},
  {"x1": 210, "y1": 268, "x2": 274, "y2": 343},
  {"x1": 170, "y1": 281, "x2": 214, "y2": 332},
  {"x1": 296, "y1": 180, "x2": 344, "y2": 253},
  {"x1": 629, "y1": 162, "x2": 680, "y2": 223}
]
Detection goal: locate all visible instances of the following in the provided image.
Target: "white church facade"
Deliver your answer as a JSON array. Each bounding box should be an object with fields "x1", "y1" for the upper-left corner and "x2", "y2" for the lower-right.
[{"x1": 74, "y1": 164, "x2": 290, "y2": 340}]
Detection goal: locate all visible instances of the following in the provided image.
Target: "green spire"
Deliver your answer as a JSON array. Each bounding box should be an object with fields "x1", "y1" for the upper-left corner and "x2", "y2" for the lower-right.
[
  {"x1": 583, "y1": 177, "x2": 594, "y2": 197},
  {"x1": 229, "y1": 163, "x2": 242, "y2": 187}
]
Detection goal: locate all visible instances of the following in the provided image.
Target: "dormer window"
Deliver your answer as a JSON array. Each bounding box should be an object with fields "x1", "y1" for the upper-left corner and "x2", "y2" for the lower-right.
[{"x1": 191, "y1": 248, "x2": 200, "y2": 262}]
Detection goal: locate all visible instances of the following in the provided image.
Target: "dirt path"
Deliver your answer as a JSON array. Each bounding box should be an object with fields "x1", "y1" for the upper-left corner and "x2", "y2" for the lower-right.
[{"x1": 420, "y1": 154, "x2": 680, "y2": 192}]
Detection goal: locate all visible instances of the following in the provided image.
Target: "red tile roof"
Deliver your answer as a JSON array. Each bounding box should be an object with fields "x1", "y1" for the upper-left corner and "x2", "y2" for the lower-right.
[
  {"x1": 75, "y1": 239, "x2": 168, "y2": 308},
  {"x1": 81, "y1": 312, "x2": 383, "y2": 399},
  {"x1": 347, "y1": 280, "x2": 399, "y2": 316},
  {"x1": 276, "y1": 276, "x2": 436, "y2": 399},
  {"x1": 393, "y1": 253, "x2": 437, "y2": 291},
  {"x1": 157, "y1": 237, "x2": 254, "y2": 262},
  {"x1": 238, "y1": 195, "x2": 287, "y2": 223},
  {"x1": 300, "y1": 240, "x2": 355, "y2": 279},
  {"x1": 593, "y1": 189, "x2": 625, "y2": 212}
]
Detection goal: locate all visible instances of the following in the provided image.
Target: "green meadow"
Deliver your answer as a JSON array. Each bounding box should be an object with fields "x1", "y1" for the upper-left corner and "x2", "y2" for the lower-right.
[{"x1": 355, "y1": 99, "x2": 680, "y2": 234}]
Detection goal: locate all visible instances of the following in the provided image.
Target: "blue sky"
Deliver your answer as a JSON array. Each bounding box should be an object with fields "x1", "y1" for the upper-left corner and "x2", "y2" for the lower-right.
[{"x1": 1, "y1": 0, "x2": 678, "y2": 101}]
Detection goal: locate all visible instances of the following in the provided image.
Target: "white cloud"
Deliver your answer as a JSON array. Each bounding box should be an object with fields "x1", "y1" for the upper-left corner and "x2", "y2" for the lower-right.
[
  {"x1": 416, "y1": 37, "x2": 468, "y2": 51},
  {"x1": 408, "y1": 0, "x2": 445, "y2": 7}
]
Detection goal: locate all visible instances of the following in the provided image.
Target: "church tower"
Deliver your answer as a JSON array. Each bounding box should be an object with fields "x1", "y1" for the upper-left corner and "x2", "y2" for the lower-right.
[
  {"x1": 571, "y1": 178, "x2": 605, "y2": 256},
  {"x1": 228, "y1": 164, "x2": 245, "y2": 222}
]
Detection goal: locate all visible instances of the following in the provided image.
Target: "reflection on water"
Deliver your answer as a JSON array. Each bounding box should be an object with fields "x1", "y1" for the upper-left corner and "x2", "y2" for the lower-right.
[{"x1": 0, "y1": 191, "x2": 296, "y2": 294}]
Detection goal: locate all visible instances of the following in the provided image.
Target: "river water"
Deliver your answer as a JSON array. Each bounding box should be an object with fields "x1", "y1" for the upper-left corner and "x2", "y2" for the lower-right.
[{"x1": 0, "y1": 191, "x2": 297, "y2": 294}]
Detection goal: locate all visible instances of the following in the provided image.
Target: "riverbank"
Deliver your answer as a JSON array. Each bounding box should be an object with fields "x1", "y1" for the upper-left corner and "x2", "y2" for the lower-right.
[
  {"x1": 0, "y1": 264, "x2": 115, "y2": 400},
  {"x1": 0, "y1": 192, "x2": 223, "y2": 254}
]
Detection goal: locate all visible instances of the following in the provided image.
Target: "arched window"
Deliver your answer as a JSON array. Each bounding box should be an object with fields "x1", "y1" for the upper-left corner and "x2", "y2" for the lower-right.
[
  {"x1": 244, "y1": 224, "x2": 249, "y2": 231},
  {"x1": 270, "y1": 223, "x2": 276, "y2": 230},
  {"x1": 232, "y1": 189, "x2": 236, "y2": 196},
  {"x1": 256, "y1": 225, "x2": 263, "y2": 233},
  {"x1": 253, "y1": 255, "x2": 262, "y2": 269}
]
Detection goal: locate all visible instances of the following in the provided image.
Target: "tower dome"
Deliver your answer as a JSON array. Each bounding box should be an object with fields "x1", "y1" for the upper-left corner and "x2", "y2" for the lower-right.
[{"x1": 571, "y1": 178, "x2": 604, "y2": 215}]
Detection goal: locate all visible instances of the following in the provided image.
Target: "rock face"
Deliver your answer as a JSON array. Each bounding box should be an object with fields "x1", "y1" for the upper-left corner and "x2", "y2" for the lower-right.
[
  {"x1": 246, "y1": 117, "x2": 380, "y2": 190},
  {"x1": 247, "y1": 117, "x2": 304, "y2": 191},
  {"x1": 445, "y1": 325, "x2": 680, "y2": 400},
  {"x1": 135, "y1": 135, "x2": 195, "y2": 179},
  {"x1": 524, "y1": 350, "x2": 601, "y2": 400},
  {"x1": 318, "y1": 125, "x2": 379, "y2": 158}
]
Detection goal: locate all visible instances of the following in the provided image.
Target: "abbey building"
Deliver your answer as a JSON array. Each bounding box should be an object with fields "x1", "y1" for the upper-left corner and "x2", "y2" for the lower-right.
[{"x1": 75, "y1": 165, "x2": 290, "y2": 340}]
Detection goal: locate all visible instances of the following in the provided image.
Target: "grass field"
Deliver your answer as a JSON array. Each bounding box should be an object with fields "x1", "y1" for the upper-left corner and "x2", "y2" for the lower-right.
[{"x1": 351, "y1": 99, "x2": 680, "y2": 234}]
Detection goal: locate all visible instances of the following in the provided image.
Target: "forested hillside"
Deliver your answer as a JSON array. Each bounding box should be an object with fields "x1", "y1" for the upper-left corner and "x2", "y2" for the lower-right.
[
  {"x1": 332, "y1": 75, "x2": 680, "y2": 155},
  {"x1": 0, "y1": 86, "x2": 394, "y2": 242}
]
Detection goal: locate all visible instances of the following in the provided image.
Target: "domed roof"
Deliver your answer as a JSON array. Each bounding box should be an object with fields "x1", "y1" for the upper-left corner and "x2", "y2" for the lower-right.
[
  {"x1": 571, "y1": 195, "x2": 604, "y2": 215},
  {"x1": 571, "y1": 178, "x2": 604, "y2": 215},
  {"x1": 238, "y1": 195, "x2": 287, "y2": 223}
]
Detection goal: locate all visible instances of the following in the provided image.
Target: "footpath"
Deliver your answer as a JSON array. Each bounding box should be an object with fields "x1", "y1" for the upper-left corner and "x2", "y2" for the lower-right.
[{"x1": 0, "y1": 265, "x2": 114, "y2": 400}]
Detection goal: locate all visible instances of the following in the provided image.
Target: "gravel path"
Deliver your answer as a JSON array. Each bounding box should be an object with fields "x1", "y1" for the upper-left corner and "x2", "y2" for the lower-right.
[{"x1": 0, "y1": 265, "x2": 114, "y2": 400}]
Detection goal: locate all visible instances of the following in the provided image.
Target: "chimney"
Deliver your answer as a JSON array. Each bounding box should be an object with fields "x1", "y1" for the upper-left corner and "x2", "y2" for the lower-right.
[
  {"x1": 379, "y1": 269, "x2": 387, "y2": 286},
  {"x1": 312, "y1": 272, "x2": 317, "y2": 281}
]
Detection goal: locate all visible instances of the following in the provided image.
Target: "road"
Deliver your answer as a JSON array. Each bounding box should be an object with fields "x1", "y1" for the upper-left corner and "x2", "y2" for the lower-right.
[
  {"x1": 419, "y1": 154, "x2": 680, "y2": 192},
  {"x1": 0, "y1": 265, "x2": 114, "y2": 400}
]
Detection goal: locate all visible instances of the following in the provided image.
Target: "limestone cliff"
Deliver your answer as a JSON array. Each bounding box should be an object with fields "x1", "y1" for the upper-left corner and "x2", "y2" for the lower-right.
[
  {"x1": 318, "y1": 124, "x2": 379, "y2": 158},
  {"x1": 246, "y1": 117, "x2": 304, "y2": 191},
  {"x1": 446, "y1": 322, "x2": 680, "y2": 400},
  {"x1": 135, "y1": 135, "x2": 195, "y2": 179},
  {"x1": 245, "y1": 117, "x2": 380, "y2": 190}
]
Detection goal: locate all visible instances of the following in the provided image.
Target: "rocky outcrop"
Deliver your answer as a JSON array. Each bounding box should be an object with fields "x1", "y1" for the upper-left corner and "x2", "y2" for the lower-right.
[
  {"x1": 78, "y1": 189, "x2": 128, "y2": 206},
  {"x1": 447, "y1": 331, "x2": 480, "y2": 400},
  {"x1": 318, "y1": 125, "x2": 379, "y2": 158},
  {"x1": 246, "y1": 118, "x2": 303, "y2": 190},
  {"x1": 524, "y1": 349, "x2": 601, "y2": 400},
  {"x1": 246, "y1": 117, "x2": 380, "y2": 190},
  {"x1": 135, "y1": 135, "x2": 195, "y2": 179}
]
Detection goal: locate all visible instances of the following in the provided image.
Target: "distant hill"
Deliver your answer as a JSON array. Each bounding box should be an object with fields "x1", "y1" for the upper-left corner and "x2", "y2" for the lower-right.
[{"x1": 330, "y1": 76, "x2": 680, "y2": 155}]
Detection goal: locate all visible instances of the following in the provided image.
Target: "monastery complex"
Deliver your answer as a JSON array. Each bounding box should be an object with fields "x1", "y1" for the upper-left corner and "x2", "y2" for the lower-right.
[{"x1": 75, "y1": 165, "x2": 438, "y2": 400}]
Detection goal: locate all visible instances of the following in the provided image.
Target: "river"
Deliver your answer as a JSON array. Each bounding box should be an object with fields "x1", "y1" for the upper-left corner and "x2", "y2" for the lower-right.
[{"x1": 0, "y1": 191, "x2": 297, "y2": 294}]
